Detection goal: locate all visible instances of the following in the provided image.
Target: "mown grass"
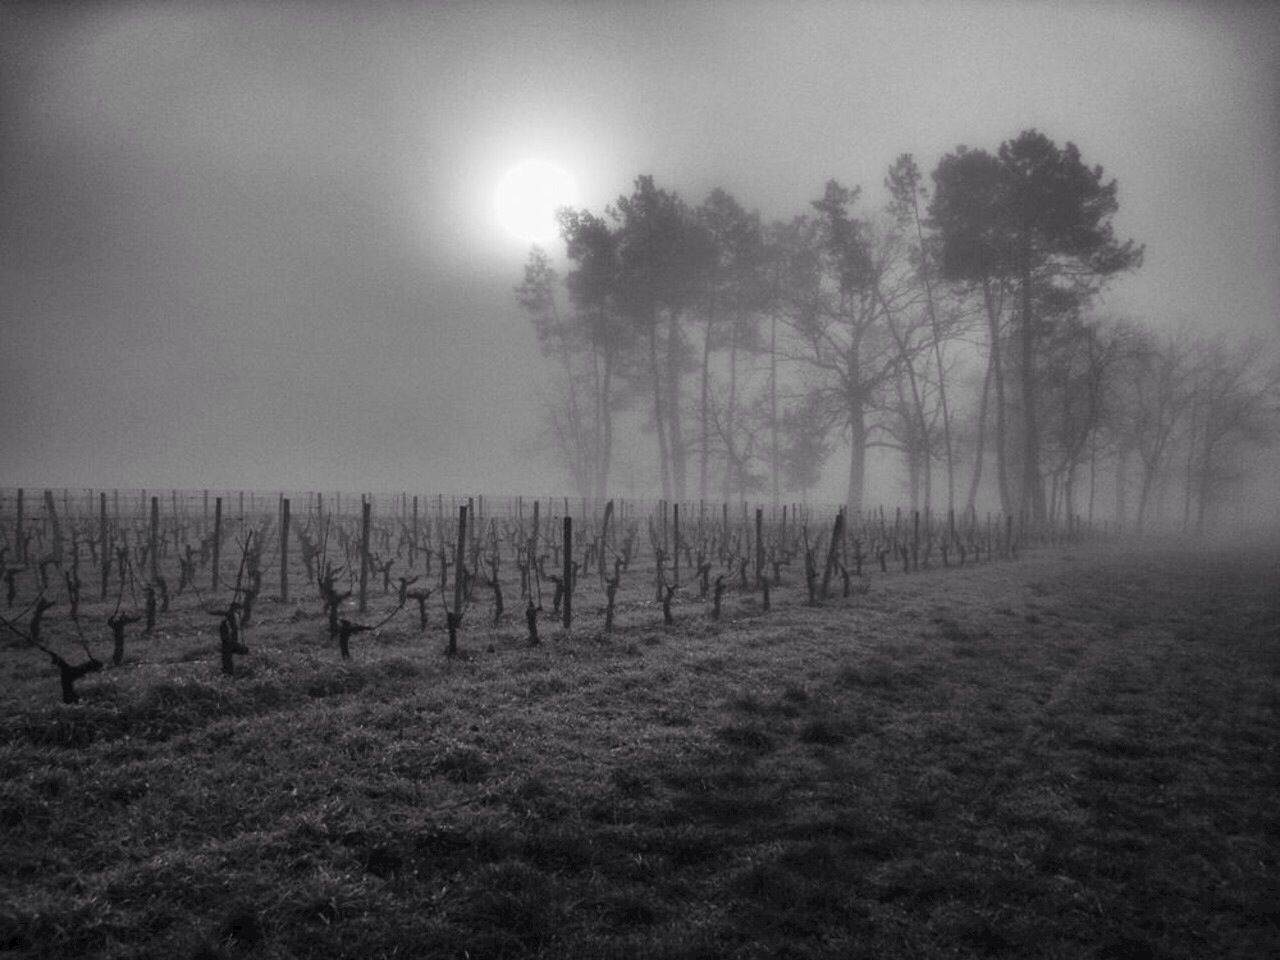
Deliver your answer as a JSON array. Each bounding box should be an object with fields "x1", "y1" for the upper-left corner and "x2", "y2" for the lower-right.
[{"x1": 1, "y1": 542, "x2": 1278, "y2": 958}]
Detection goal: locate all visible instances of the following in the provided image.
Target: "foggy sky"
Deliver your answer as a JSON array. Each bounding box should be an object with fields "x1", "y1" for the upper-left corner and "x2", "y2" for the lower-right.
[{"x1": 2, "y1": 1, "x2": 1277, "y2": 497}]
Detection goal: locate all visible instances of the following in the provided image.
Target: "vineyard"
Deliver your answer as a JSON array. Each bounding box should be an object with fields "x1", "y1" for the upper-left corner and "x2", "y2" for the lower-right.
[
  {"x1": 0, "y1": 487, "x2": 1068, "y2": 697},
  {"x1": 1, "y1": 488, "x2": 1276, "y2": 959}
]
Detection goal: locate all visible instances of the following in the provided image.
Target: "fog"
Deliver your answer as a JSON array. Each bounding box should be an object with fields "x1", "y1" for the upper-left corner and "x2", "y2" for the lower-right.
[{"x1": 1, "y1": 1, "x2": 1277, "y2": 512}]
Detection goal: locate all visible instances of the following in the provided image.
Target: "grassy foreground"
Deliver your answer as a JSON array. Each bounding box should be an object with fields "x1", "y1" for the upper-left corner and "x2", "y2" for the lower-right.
[{"x1": 2, "y1": 542, "x2": 1277, "y2": 959}]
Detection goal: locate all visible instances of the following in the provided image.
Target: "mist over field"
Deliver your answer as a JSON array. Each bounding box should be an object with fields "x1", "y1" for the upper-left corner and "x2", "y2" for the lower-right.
[{"x1": 1, "y1": 0, "x2": 1277, "y2": 528}]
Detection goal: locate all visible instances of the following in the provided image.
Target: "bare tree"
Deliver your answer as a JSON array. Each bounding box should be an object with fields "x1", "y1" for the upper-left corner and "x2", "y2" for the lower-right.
[
  {"x1": 1185, "y1": 337, "x2": 1279, "y2": 532},
  {"x1": 1123, "y1": 330, "x2": 1193, "y2": 531},
  {"x1": 778, "y1": 182, "x2": 902, "y2": 517},
  {"x1": 1040, "y1": 316, "x2": 1126, "y2": 525},
  {"x1": 694, "y1": 188, "x2": 767, "y2": 504},
  {"x1": 886, "y1": 154, "x2": 961, "y2": 513},
  {"x1": 516, "y1": 248, "x2": 596, "y2": 498}
]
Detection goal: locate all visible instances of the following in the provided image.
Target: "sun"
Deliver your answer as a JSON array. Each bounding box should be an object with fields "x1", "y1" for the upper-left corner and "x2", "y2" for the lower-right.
[{"x1": 494, "y1": 158, "x2": 578, "y2": 244}]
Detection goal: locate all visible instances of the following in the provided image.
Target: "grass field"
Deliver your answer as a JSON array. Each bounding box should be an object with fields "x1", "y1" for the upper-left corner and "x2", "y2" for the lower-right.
[{"x1": 1, "y1": 539, "x2": 1277, "y2": 959}]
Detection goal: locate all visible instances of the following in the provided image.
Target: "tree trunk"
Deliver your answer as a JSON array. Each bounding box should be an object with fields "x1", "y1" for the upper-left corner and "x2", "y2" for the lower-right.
[
  {"x1": 722, "y1": 323, "x2": 739, "y2": 503},
  {"x1": 1018, "y1": 268, "x2": 1045, "y2": 523},
  {"x1": 665, "y1": 310, "x2": 687, "y2": 500},
  {"x1": 846, "y1": 408, "x2": 867, "y2": 518},
  {"x1": 699, "y1": 316, "x2": 712, "y2": 503},
  {"x1": 911, "y1": 191, "x2": 954, "y2": 513},
  {"x1": 1087, "y1": 433, "x2": 1098, "y2": 525},
  {"x1": 1181, "y1": 403, "x2": 1199, "y2": 532},
  {"x1": 590, "y1": 329, "x2": 602, "y2": 500},
  {"x1": 907, "y1": 444, "x2": 920, "y2": 513},
  {"x1": 1136, "y1": 463, "x2": 1156, "y2": 533},
  {"x1": 770, "y1": 311, "x2": 780, "y2": 506},
  {"x1": 648, "y1": 319, "x2": 671, "y2": 499},
  {"x1": 1062, "y1": 465, "x2": 1075, "y2": 526},
  {"x1": 966, "y1": 344, "x2": 994, "y2": 513},
  {"x1": 982, "y1": 280, "x2": 1014, "y2": 516},
  {"x1": 597, "y1": 344, "x2": 614, "y2": 502},
  {"x1": 556, "y1": 330, "x2": 588, "y2": 497}
]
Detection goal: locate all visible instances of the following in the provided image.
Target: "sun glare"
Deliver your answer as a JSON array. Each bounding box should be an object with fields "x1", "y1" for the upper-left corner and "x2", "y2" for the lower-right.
[{"x1": 494, "y1": 158, "x2": 578, "y2": 244}]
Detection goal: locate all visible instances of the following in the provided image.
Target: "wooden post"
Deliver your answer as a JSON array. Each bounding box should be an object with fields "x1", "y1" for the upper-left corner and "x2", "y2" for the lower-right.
[
  {"x1": 44, "y1": 490, "x2": 64, "y2": 564},
  {"x1": 212, "y1": 498, "x2": 222, "y2": 591},
  {"x1": 359, "y1": 498, "x2": 371, "y2": 613},
  {"x1": 672, "y1": 504, "x2": 680, "y2": 586},
  {"x1": 912, "y1": 510, "x2": 920, "y2": 572},
  {"x1": 149, "y1": 496, "x2": 160, "y2": 583},
  {"x1": 599, "y1": 500, "x2": 613, "y2": 581},
  {"x1": 203, "y1": 489, "x2": 209, "y2": 534},
  {"x1": 99, "y1": 492, "x2": 109, "y2": 600},
  {"x1": 562, "y1": 515, "x2": 572, "y2": 630},
  {"x1": 821, "y1": 509, "x2": 844, "y2": 599},
  {"x1": 279, "y1": 498, "x2": 290, "y2": 603},
  {"x1": 15, "y1": 489, "x2": 23, "y2": 563},
  {"x1": 449, "y1": 504, "x2": 468, "y2": 656}
]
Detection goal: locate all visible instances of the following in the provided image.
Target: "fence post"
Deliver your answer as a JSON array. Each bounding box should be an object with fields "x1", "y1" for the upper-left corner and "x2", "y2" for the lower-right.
[
  {"x1": 279, "y1": 498, "x2": 290, "y2": 603},
  {"x1": 672, "y1": 504, "x2": 680, "y2": 587},
  {"x1": 599, "y1": 500, "x2": 613, "y2": 581},
  {"x1": 359, "y1": 498, "x2": 371, "y2": 613},
  {"x1": 562, "y1": 516, "x2": 572, "y2": 630},
  {"x1": 15, "y1": 489, "x2": 23, "y2": 564},
  {"x1": 44, "y1": 490, "x2": 64, "y2": 564},
  {"x1": 99, "y1": 492, "x2": 109, "y2": 600},
  {"x1": 450, "y1": 504, "x2": 468, "y2": 656},
  {"x1": 150, "y1": 496, "x2": 160, "y2": 583},
  {"x1": 212, "y1": 498, "x2": 222, "y2": 591},
  {"x1": 531, "y1": 499, "x2": 540, "y2": 557}
]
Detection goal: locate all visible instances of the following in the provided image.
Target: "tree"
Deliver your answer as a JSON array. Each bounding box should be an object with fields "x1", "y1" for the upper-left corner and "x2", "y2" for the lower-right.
[
  {"x1": 931, "y1": 131, "x2": 1142, "y2": 523},
  {"x1": 1039, "y1": 315, "x2": 1126, "y2": 524},
  {"x1": 557, "y1": 208, "x2": 630, "y2": 500},
  {"x1": 1185, "y1": 338, "x2": 1279, "y2": 531},
  {"x1": 695, "y1": 188, "x2": 767, "y2": 504},
  {"x1": 1122, "y1": 330, "x2": 1191, "y2": 531},
  {"x1": 930, "y1": 146, "x2": 1016, "y2": 516},
  {"x1": 886, "y1": 154, "x2": 959, "y2": 513},
  {"x1": 779, "y1": 181, "x2": 903, "y2": 517},
  {"x1": 611, "y1": 176, "x2": 708, "y2": 501},
  {"x1": 516, "y1": 248, "x2": 595, "y2": 497}
]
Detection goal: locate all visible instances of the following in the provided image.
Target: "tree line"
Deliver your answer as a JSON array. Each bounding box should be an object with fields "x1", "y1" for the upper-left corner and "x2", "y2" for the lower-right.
[{"x1": 516, "y1": 129, "x2": 1278, "y2": 532}]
